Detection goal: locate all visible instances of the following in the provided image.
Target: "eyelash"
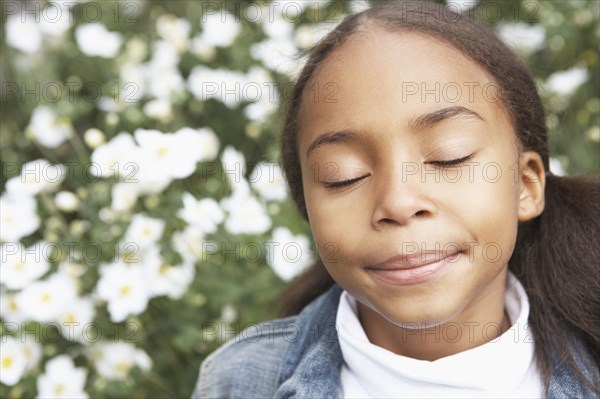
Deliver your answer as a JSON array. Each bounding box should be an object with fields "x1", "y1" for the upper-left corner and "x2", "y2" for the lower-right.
[
  {"x1": 321, "y1": 154, "x2": 475, "y2": 189},
  {"x1": 322, "y1": 175, "x2": 368, "y2": 189},
  {"x1": 429, "y1": 154, "x2": 475, "y2": 167}
]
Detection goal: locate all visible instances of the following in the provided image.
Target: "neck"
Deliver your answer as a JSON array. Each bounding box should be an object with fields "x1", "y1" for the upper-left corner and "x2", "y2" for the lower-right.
[{"x1": 356, "y1": 272, "x2": 510, "y2": 361}]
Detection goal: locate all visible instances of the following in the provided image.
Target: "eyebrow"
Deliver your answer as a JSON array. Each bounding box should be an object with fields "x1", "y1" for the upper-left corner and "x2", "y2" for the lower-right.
[
  {"x1": 305, "y1": 106, "x2": 484, "y2": 158},
  {"x1": 409, "y1": 105, "x2": 484, "y2": 131},
  {"x1": 305, "y1": 130, "x2": 361, "y2": 159}
]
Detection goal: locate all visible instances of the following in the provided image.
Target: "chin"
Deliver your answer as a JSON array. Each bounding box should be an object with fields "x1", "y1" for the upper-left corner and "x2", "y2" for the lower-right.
[
  {"x1": 387, "y1": 310, "x2": 462, "y2": 329},
  {"x1": 371, "y1": 297, "x2": 466, "y2": 328}
]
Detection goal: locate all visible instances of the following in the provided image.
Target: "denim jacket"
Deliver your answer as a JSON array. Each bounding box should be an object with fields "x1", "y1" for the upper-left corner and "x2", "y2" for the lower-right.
[{"x1": 192, "y1": 283, "x2": 599, "y2": 398}]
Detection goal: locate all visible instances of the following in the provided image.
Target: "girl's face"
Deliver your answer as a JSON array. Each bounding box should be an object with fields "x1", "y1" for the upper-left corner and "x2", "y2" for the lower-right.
[{"x1": 297, "y1": 30, "x2": 545, "y2": 331}]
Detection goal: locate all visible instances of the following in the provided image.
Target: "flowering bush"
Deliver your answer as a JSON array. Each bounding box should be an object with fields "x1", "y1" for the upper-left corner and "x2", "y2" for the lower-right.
[{"x1": 1, "y1": 0, "x2": 598, "y2": 397}]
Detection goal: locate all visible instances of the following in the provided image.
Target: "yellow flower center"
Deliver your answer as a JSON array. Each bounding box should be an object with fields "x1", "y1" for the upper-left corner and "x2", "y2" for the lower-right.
[
  {"x1": 2, "y1": 356, "x2": 12, "y2": 369},
  {"x1": 54, "y1": 383, "x2": 65, "y2": 395},
  {"x1": 159, "y1": 264, "x2": 171, "y2": 275},
  {"x1": 116, "y1": 362, "x2": 132, "y2": 374},
  {"x1": 120, "y1": 285, "x2": 131, "y2": 296},
  {"x1": 65, "y1": 313, "x2": 77, "y2": 323}
]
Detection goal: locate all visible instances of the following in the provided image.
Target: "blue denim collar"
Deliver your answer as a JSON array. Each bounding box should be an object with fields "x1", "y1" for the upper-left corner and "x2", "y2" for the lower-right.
[
  {"x1": 274, "y1": 283, "x2": 344, "y2": 398},
  {"x1": 273, "y1": 283, "x2": 599, "y2": 399}
]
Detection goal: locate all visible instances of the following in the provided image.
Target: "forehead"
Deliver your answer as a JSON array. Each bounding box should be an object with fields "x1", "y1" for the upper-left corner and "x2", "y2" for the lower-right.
[{"x1": 298, "y1": 29, "x2": 511, "y2": 146}]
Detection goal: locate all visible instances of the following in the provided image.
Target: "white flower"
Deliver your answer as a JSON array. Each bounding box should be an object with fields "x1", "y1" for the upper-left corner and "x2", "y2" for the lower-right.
[
  {"x1": 221, "y1": 304, "x2": 237, "y2": 323},
  {"x1": 75, "y1": 23, "x2": 123, "y2": 57},
  {"x1": 145, "y1": 66, "x2": 184, "y2": 100},
  {"x1": 15, "y1": 272, "x2": 78, "y2": 323},
  {"x1": 178, "y1": 192, "x2": 224, "y2": 234},
  {"x1": 0, "y1": 336, "x2": 27, "y2": 386},
  {"x1": 58, "y1": 296, "x2": 96, "y2": 343},
  {"x1": 57, "y1": 261, "x2": 86, "y2": 278},
  {"x1": 0, "y1": 242, "x2": 50, "y2": 290},
  {"x1": 119, "y1": 62, "x2": 146, "y2": 102},
  {"x1": 295, "y1": 23, "x2": 334, "y2": 49},
  {"x1": 143, "y1": 99, "x2": 173, "y2": 123},
  {"x1": 90, "y1": 132, "x2": 141, "y2": 178},
  {"x1": 221, "y1": 146, "x2": 250, "y2": 196},
  {"x1": 172, "y1": 226, "x2": 205, "y2": 263},
  {"x1": 156, "y1": 14, "x2": 191, "y2": 52},
  {"x1": 38, "y1": 2, "x2": 73, "y2": 37},
  {"x1": 267, "y1": 0, "x2": 312, "y2": 21},
  {"x1": 36, "y1": 355, "x2": 88, "y2": 399},
  {"x1": 187, "y1": 66, "x2": 249, "y2": 109},
  {"x1": 113, "y1": 242, "x2": 161, "y2": 267},
  {"x1": 21, "y1": 339, "x2": 42, "y2": 373},
  {"x1": 197, "y1": 127, "x2": 221, "y2": 161},
  {"x1": 88, "y1": 342, "x2": 152, "y2": 380},
  {"x1": 144, "y1": 41, "x2": 184, "y2": 99},
  {"x1": 96, "y1": 95, "x2": 125, "y2": 113},
  {"x1": 0, "y1": 336, "x2": 43, "y2": 381},
  {"x1": 123, "y1": 213, "x2": 165, "y2": 250},
  {"x1": 6, "y1": 14, "x2": 42, "y2": 54},
  {"x1": 125, "y1": 37, "x2": 148, "y2": 63},
  {"x1": 267, "y1": 227, "x2": 313, "y2": 281},
  {"x1": 549, "y1": 157, "x2": 566, "y2": 177},
  {"x1": 175, "y1": 127, "x2": 220, "y2": 162},
  {"x1": 261, "y1": 13, "x2": 294, "y2": 40},
  {"x1": 27, "y1": 106, "x2": 73, "y2": 148},
  {"x1": 244, "y1": 99, "x2": 278, "y2": 123},
  {"x1": 111, "y1": 183, "x2": 139, "y2": 212},
  {"x1": 96, "y1": 262, "x2": 152, "y2": 322},
  {"x1": 55, "y1": 191, "x2": 79, "y2": 212},
  {"x1": 0, "y1": 194, "x2": 40, "y2": 242},
  {"x1": 221, "y1": 192, "x2": 272, "y2": 235},
  {"x1": 189, "y1": 34, "x2": 216, "y2": 60},
  {"x1": 147, "y1": 40, "x2": 180, "y2": 70},
  {"x1": 249, "y1": 162, "x2": 288, "y2": 201},
  {"x1": 0, "y1": 289, "x2": 26, "y2": 323},
  {"x1": 0, "y1": 337, "x2": 40, "y2": 387},
  {"x1": 546, "y1": 67, "x2": 589, "y2": 96},
  {"x1": 446, "y1": 0, "x2": 478, "y2": 12},
  {"x1": 134, "y1": 128, "x2": 209, "y2": 181},
  {"x1": 199, "y1": 12, "x2": 240, "y2": 47},
  {"x1": 132, "y1": 151, "x2": 172, "y2": 195},
  {"x1": 6, "y1": 159, "x2": 65, "y2": 195},
  {"x1": 83, "y1": 128, "x2": 106, "y2": 148},
  {"x1": 251, "y1": 38, "x2": 300, "y2": 77},
  {"x1": 348, "y1": 0, "x2": 371, "y2": 13},
  {"x1": 242, "y1": 66, "x2": 279, "y2": 123},
  {"x1": 134, "y1": 129, "x2": 183, "y2": 180},
  {"x1": 147, "y1": 261, "x2": 195, "y2": 299},
  {"x1": 497, "y1": 23, "x2": 545, "y2": 55}
]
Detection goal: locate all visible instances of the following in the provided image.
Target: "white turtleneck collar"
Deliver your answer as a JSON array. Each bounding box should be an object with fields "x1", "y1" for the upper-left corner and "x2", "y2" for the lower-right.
[{"x1": 336, "y1": 271, "x2": 543, "y2": 398}]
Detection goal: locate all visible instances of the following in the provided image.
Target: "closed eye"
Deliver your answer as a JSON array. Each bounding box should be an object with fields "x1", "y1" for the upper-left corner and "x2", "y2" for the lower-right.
[
  {"x1": 429, "y1": 154, "x2": 475, "y2": 167},
  {"x1": 322, "y1": 175, "x2": 369, "y2": 189},
  {"x1": 321, "y1": 155, "x2": 474, "y2": 189}
]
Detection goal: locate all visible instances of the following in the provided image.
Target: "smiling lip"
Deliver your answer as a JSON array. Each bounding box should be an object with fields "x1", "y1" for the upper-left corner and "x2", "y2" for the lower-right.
[{"x1": 366, "y1": 251, "x2": 462, "y2": 285}]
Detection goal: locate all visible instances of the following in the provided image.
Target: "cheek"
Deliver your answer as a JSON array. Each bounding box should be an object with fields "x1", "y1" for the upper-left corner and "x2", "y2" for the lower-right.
[
  {"x1": 304, "y1": 186, "x2": 366, "y2": 265},
  {"x1": 306, "y1": 205, "x2": 349, "y2": 264},
  {"x1": 459, "y1": 167, "x2": 520, "y2": 259}
]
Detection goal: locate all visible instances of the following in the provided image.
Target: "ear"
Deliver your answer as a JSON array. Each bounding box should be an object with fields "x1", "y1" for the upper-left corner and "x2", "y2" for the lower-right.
[{"x1": 517, "y1": 151, "x2": 546, "y2": 222}]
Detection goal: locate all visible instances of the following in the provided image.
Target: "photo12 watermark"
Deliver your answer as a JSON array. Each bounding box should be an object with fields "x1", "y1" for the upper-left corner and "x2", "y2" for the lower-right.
[
  {"x1": 2, "y1": 321, "x2": 140, "y2": 344},
  {"x1": 2, "y1": 1, "x2": 141, "y2": 24}
]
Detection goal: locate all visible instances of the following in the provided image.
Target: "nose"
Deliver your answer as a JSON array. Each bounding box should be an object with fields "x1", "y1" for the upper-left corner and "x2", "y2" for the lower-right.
[{"x1": 371, "y1": 165, "x2": 437, "y2": 229}]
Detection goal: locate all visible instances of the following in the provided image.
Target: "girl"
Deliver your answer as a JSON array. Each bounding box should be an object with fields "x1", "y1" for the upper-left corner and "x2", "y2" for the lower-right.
[{"x1": 193, "y1": 1, "x2": 599, "y2": 397}]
